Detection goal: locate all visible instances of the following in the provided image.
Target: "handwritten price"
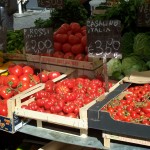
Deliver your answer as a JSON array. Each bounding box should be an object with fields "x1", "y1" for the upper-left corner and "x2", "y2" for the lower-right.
[
  {"x1": 88, "y1": 38, "x2": 120, "y2": 58},
  {"x1": 25, "y1": 39, "x2": 53, "y2": 54}
]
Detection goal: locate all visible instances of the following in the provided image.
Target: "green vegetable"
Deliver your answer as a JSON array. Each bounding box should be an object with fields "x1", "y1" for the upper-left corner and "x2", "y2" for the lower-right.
[
  {"x1": 112, "y1": 71, "x2": 124, "y2": 80},
  {"x1": 121, "y1": 31, "x2": 135, "y2": 57},
  {"x1": 133, "y1": 32, "x2": 150, "y2": 61},
  {"x1": 107, "y1": 58, "x2": 122, "y2": 77},
  {"x1": 146, "y1": 61, "x2": 150, "y2": 69},
  {"x1": 121, "y1": 55, "x2": 148, "y2": 76}
]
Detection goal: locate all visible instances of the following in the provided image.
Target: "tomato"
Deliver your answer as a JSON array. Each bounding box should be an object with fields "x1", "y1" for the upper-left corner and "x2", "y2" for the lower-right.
[
  {"x1": 53, "y1": 51, "x2": 64, "y2": 58},
  {"x1": 62, "y1": 43, "x2": 72, "y2": 53},
  {"x1": 74, "y1": 54, "x2": 85, "y2": 61},
  {"x1": 23, "y1": 66, "x2": 34, "y2": 75},
  {"x1": 64, "y1": 93, "x2": 76, "y2": 102},
  {"x1": 55, "y1": 85, "x2": 70, "y2": 95},
  {"x1": 66, "y1": 113, "x2": 77, "y2": 118},
  {"x1": 38, "y1": 71, "x2": 49, "y2": 83},
  {"x1": 19, "y1": 74, "x2": 30, "y2": 83},
  {"x1": 55, "y1": 34, "x2": 68, "y2": 43},
  {"x1": 68, "y1": 34, "x2": 80, "y2": 45},
  {"x1": 5, "y1": 75, "x2": 19, "y2": 88},
  {"x1": 81, "y1": 35, "x2": 87, "y2": 47},
  {"x1": 64, "y1": 52, "x2": 74, "y2": 59},
  {"x1": 90, "y1": 79, "x2": 103, "y2": 87},
  {"x1": 21, "y1": 105, "x2": 28, "y2": 109},
  {"x1": 8, "y1": 65, "x2": 23, "y2": 77},
  {"x1": 17, "y1": 81, "x2": 30, "y2": 92},
  {"x1": 34, "y1": 90, "x2": 49, "y2": 99},
  {"x1": 36, "y1": 98, "x2": 45, "y2": 107},
  {"x1": 62, "y1": 78, "x2": 75, "y2": 89},
  {"x1": 0, "y1": 86, "x2": 14, "y2": 99},
  {"x1": 54, "y1": 42, "x2": 62, "y2": 51},
  {"x1": 75, "y1": 33, "x2": 82, "y2": 40},
  {"x1": 45, "y1": 80, "x2": 55, "y2": 93},
  {"x1": 142, "y1": 106, "x2": 150, "y2": 114},
  {"x1": 48, "y1": 71, "x2": 61, "y2": 80},
  {"x1": 44, "y1": 100, "x2": 55, "y2": 110},
  {"x1": 56, "y1": 27, "x2": 68, "y2": 34},
  {"x1": 70, "y1": 22, "x2": 81, "y2": 33},
  {"x1": 0, "y1": 105, "x2": 8, "y2": 116},
  {"x1": 30, "y1": 75, "x2": 40, "y2": 84},
  {"x1": 28, "y1": 101, "x2": 38, "y2": 111},
  {"x1": 61, "y1": 23, "x2": 71, "y2": 31},
  {"x1": 71, "y1": 44, "x2": 84, "y2": 55},
  {"x1": 84, "y1": 97, "x2": 93, "y2": 105},
  {"x1": 0, "y1": 76, "x2": 7, "y2": 85},
  {"x1": 63, "y1": 103, "x2": 75, "y2": 114}
]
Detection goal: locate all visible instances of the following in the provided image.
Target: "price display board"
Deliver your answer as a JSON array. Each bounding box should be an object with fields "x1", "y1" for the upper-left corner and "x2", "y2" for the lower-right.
[
  {"x1": 86, "y1": 19, "x2": 122, "y2": 58},
  {"x1": 24, "y1": 28, "x2": 53, "y2": 55},
  {"x1": 37, "y1": 0, "x2": 64, "y2": 8},
  {"x1": 137, "y1": 4, "x2": 150, "y2": 27},
  {"x1": 0, "y1": 27, "x2": 7, "y2": 52}
]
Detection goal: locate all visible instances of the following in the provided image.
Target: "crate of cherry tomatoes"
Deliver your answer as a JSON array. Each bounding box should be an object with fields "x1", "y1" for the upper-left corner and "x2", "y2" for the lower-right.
[
  {"x1": 0, "y1": 61, "x2": 73, "y2": 133},
  {"x1": 88, "y1": 71, "x2": 150, "y2": 140},
  {"x1": 14, "y1": 70, "x2": 116, "y2": 136}
]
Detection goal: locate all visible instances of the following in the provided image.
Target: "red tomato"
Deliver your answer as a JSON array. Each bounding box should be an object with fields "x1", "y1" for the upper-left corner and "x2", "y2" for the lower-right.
[
  {"x1": 0, "y1": 76, "x2": 7, "y2": 85},
  {"x1": 70, "y1": 22, "x2": 81, "y2": 33},
  {"x1": 48, "y1": 71, "x2": 61, "y2": 80},
  {"x1": 81, "y1": 35, "x2": 87, "y2": 47},
  {"x1": 30, "y1": 75, "x2": 40, "y2": 84},
  {"x1": 61, "y1": 23, "x2": 71, "y2": 31},
  {"x1": 8, "y1": 65, "x2": 23, "y2": 77},
  {"x1": 66, "y1": 113, "x2": 77, "y2": 118},
  {"x1": 55, "y1": 34, "x2": 68, "y2": 43},
  {"x1": 62, "y1": 43, "x2": 72, "y2": 53},
  {"x1": 38, "y1": 71, "x2": 49, "y2": 83},
  {"x1": 53, "y1": 51, "x2": 64, "y2": 58},
  {"x1": 142, "y1": 105, "x2": 150, "y2": 114},
  {"x1": 71, "y1": 44, "x2": 84, "y2": 54},
  {"x1": 17, "y1": 81, "x2": 30, "y2": 92},
  {"x1": 45, "y1": 80, "x2": 55, "y2": 93},
  {"x1": 74, "y1": 54, "x2": 85, "y2": 61},
  {"x1": 64, "y1": 52, "x2": 74, "y2": 59},
  {"x1": 56, "y1": 26, "x2": 68, "y2": 34},
  {"x1": 68, "y1": 34, "x2": 80, "y2": 45},
  {"x1": 23, "y1": 66, "x2": 34, "y2": 75},
  {"x1": 19, "y1": 74, "x2": 30, "y2": 83},
  {"x1": 5, "y1": 75, "x2": 19, "y2": 88},
  {"x1": 75, "y1": 33, "x2": 82, "y2": 40},
  {"x1": 36, "y1": 98, "x2": 45, "y2": 107},
  {"x1": 44, "y1": 100, "x2": 55, "y2": 110},
  {"x1": 55, "y1": 85, "x2": 70, "y2": 95},
  {"x1": 0, "y1": 86, "x2": 14, "y2": 99},
  {"x1": 54, "y1": 42, "x2": 62, "y2": 51},
  {"x1": 0, "y1": 105, "x2": 8, "y2": 116}
]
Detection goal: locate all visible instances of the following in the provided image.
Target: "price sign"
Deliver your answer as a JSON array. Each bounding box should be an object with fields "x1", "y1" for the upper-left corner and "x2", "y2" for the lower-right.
[
  {"x1": 86, "y1": 19, "x2": 122, "y2": 58},
  {"x1": 0, "y1": 27, "x2": 7, "y2": 52},
  {"x1": 137, "y1": 4, "x2": 150, "y2": 27},
  {"x1": 37, "y1": 0, "x2": 64, "y2": 8},
  {"x1": 24, "y1": 28, "x2": 53, "y2": 55}
]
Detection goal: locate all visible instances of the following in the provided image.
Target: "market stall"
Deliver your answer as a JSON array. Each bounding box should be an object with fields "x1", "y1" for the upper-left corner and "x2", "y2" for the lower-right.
[{"x1": 0, "y1": 0, "x2": 150, "y2": 149}]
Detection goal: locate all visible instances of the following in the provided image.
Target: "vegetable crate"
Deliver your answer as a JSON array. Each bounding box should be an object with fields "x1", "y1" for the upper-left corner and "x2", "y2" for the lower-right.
[
  {"x1": 4, "y1": 53, "x2": 26, "y2": 61},
  {"x1": 14, "y1": 74, "x2": 119, "y2": 137},
  {"x1": 25, "y1": 54, "x2": 103, "y2": 79},
  {"x1": 88, "y1": 71, "x2": 150, "y2": 142},
  {"x1": 0, "y1": 84, "x2": 44, "y2": 133}
]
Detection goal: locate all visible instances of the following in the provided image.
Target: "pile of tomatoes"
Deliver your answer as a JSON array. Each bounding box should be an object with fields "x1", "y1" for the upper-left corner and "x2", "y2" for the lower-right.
[
  {"x1": 0, "y1": 63, "x2": 61, "y2": 117},
  {"x1": 22, "y1": 78, "x2": 112, "y2": 118},
  {"x1": 102, "y1": 84, "x2": 150, "y2": 125},
  {"x1": 51, "y1": 22, "x2": 88, "y2": 61}
]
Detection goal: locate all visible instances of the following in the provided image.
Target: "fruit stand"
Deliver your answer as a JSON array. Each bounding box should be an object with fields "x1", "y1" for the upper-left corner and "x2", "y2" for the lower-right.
[{"x1": 0, "y1": 0, "x2": 150, "y2": 149}]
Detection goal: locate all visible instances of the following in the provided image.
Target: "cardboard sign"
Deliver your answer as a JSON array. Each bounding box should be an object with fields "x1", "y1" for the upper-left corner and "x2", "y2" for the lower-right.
[
  {"x1": 24, "y1": 28, "x2": 53, "y2": 55},
  {"x1": 86, "y1": 19, "x2": 122, "y2": 58},
  {"x1": 0, "y1": 27, "x2": 7, "y2": 52},
  {"x1": 37, "y1": 0, "x2": 63, "y2": 8},
  {"x1": 137, "y1": 4, "x2": 150, "y2": 27}
]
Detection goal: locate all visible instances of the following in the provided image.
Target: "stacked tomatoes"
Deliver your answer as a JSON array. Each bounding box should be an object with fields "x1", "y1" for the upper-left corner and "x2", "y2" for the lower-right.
[
  {"x1": 0, "y1": 63, "x2": 61, "y2": 117},
  {"x1": 52, "y1": 22, "x2": 88, "y2": 61},
  {"x1": 22, "y1": 78, "x2": 112, "y2": 118},
  {"x1": 102, "y1": 84, "x2": 150, "y2": 125}
]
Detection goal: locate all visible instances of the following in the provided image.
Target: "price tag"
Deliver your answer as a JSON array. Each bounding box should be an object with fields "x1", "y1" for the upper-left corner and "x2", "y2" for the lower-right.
[
  {"x1": 37, "y1": 0, "x2": 64, "y2": 8},
  {"x1": 24, "y1": 28, "x2": 53, "y2": 55},
  {"x1": 86, "y1": 19, "x2": 122, "y2": 59},
  {"x1": 0, "y1": 27, "x2": 7, "y2": 52},
  {"x1": 137, "y1": 4, "x2": 150, "y2": 27}
]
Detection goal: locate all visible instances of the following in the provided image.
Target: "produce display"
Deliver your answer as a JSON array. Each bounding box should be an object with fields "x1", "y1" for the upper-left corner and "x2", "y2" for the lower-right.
[
  {"x1": 21, "y1": 77, "x2": 112, "y2": 118},
  {"x1": 0, "y1": 63, "x2": 61, "y2": 117},
  {"x1": 52, "y1": 22, "x2": 88, "y2": 61},
  {"x1": 102, "y1": 83, "x2": 150, "y2": 125}
]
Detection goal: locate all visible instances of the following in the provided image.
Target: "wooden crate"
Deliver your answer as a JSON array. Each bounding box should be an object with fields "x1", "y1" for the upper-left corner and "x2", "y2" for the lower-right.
[
  {"x1": 0, "y1": 83, "x2": 44, "y2": 133},
  {"x1": 102, "y1": 132, "x2": 150, "y2": 148},
  {"x1": 4, "y1": 53, "x2": 26, "y2": 61}
]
